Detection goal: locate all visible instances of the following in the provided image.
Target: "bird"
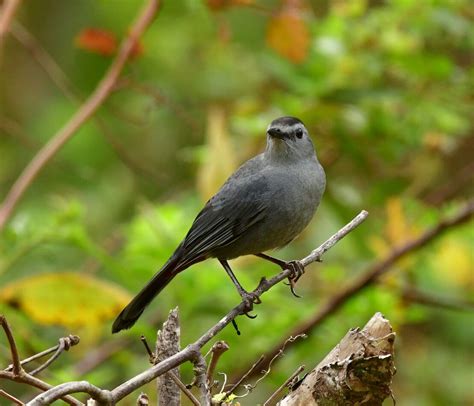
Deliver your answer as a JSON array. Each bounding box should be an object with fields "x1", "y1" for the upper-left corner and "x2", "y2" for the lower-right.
[{"x1": 112, "y1": 116, "x2": 326, "y2": 333}]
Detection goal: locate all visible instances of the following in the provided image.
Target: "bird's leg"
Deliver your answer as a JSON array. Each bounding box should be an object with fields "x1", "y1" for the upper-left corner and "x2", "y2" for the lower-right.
[
  {"x1": 218, "y1": 259, "x2": 261, "y2": 318},
  {"x1": 255, "y1": 253, "x2": 305, "y2": 297}
]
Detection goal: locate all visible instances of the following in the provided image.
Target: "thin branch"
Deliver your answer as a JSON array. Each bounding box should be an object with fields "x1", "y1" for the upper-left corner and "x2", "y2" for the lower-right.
[
  {"x1": 263, "y1": 365, "x2": 305, "y2": 406},
  {"x1": 0, "y1": 370, "x2": 82, "y2": 406},
  {"x1": 235, "y1": 198, "x2": 474, "y2": 380},
  {"x1": 401, "y1": 286, "x2": 474, "y2": 312},
  {"x1": 1, "y1": 314, "x2": 22, "y2": 375},
  {"x1": 29, "y1": 335, "x2": 80, "y2": 376},
  {"x1": 224, "y1": 354, "x2": 264, "y2": 398},
  {"x1": 0, "y1": 0, "x2": 21, "y2": 41},
  {"x1": 5, "y1": 335, "x2": 80, "y2": 373},
  {"x1": 0, "y1": 389, "x2": 23, "y2": 406},
  {"x1": 10, "y1": 21, "x2": 78, "y2": 102},
  {"x1": 28, "y1": 210, "x2": 368, "y2": 405},
  {"x1": 169, "y1": 372, "x2": 200, "y2": 406},
  {"x1": 206, "y1": 340, "x2": 229, "y2": 387},
  {"x1": 11, "y1": 22, "x2": 164, "y2": 184},
  {"x1": 0, "y1": 0, "x2": 160, "y2": 231}
]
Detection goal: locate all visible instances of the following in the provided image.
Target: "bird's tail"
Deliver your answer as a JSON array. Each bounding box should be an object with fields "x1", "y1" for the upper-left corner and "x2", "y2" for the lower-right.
[{"x1": 112, "y1": 254, "x2": 183, "y2": 333}]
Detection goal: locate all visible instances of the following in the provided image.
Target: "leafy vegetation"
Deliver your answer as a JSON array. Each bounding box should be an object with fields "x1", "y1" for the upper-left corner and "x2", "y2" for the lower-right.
[{"x1": 1, "y1": 0, "x2": 473, "y2": 404}]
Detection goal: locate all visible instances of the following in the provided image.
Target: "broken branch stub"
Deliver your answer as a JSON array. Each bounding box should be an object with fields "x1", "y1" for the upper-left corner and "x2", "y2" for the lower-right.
[{"x1": 278, "y1": 312, "x2": 396, "y2": 406}]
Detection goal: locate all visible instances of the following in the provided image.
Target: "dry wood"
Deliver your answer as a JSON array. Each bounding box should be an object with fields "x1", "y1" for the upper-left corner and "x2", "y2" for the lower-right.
[{"x1": 278, "y1": 312, "x2": 396, "y2": 406}]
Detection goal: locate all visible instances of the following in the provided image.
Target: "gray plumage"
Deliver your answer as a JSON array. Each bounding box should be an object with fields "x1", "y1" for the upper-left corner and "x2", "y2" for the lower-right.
[{"x1": 112, "y1": 116, "x2": 325, "y2": 333}]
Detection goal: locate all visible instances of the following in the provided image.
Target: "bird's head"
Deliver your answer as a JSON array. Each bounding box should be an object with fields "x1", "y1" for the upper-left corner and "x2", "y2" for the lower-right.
[{"x1": 265, "y1": 116, "x2": 316, "y2": 161}]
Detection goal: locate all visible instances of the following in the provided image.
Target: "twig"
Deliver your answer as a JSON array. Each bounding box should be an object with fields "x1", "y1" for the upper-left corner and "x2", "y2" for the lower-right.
[
  {"x1": 401, "y1": 286, "x2": 474, "y2": 312},
  {"x1": 10, "y1": 21, "x2": 77, "y2": 102},
  {"x1": 29, "y1": 335, "x2": 80, "y2": 376},
  {"x1": 1, "y1": 314, "x2": 22, "y2": 375},
  {"x1": 0, "y1": 0, "x2": 21, "y2": 41},
  {"x1": 169, "y1": 372, "x2": 200, "y2": 406},
  {"x1": 140, "y1": 335, "x2": 154, "y2": 360},
  {"x1": 11, "y1": 22, "x2": 163, "y2": 184},
  {"x1": 224, "y1": 354, "x2": 264, "y2": 398},
  {"x1": 301, "y1": 210, "x2": 369, "y2": 266},
  {"x1": 0, "y1": 0, "x2": 160, "y2": 231},
  {"x1": 0, "y1": 389, "x2": 23, "y2": 406},
  {"x1": 263, "y1": 365, "x2": 305, "y2": 406},
  {"x1": 235, "y1": 198, "x2": 474, "y2": 380},
  {"x1": 206, "y1": 340, "x2": 229, "y2": 387},
  {"x1": 28, "y1": 210, "x2": 368, "y2": 405},
  {"x1": 245, "y1": 334, "x2": 307, "y2": 395},
  {"x1": 5, "y1": 335, "x2": 80, "y2": 374}
]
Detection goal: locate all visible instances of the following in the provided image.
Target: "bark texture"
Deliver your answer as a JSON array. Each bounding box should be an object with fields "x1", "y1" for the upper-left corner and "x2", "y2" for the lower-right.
[
  {"x1": 156, "y1": 307, "x2": 181, "y2": 406},
  {"x1": 279, "y1": 312, "x2": 396, "y2": 406}
]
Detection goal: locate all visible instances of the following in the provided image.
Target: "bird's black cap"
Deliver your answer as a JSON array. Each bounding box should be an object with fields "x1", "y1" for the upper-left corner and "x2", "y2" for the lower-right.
[{"x1": 270, "y1": 116, "x2": 305, "y2": 127}]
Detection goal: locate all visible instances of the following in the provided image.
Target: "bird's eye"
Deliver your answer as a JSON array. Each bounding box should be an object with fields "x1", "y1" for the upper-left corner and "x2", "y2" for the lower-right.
[{"x1": 295, "y1": 129, "x2": 303, "y2": 139}]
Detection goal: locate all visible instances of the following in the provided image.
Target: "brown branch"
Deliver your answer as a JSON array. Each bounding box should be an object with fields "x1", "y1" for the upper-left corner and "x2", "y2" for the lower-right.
[
  {"x1": 0, "y1": 370, "x2": 82, "y2": 406},
  {"x1": 1, "y1": 314, "x2": 22, "y2": 375},
  {"x1": 263, "y1": 365, "x2": 305, "y2": 406},
  {"x1": 0, "y1": 0, "x2": 21, "y2": 42},
  {"x1": 28, "y1": 210, "x2": 368, "y2": 405},
  {"x1": 236, "y1": 198, "x2": 474, "y2": 381},
  {"x1": 0, "y1": 389, "x2": 23, "y2": 405},
  {"x1": 29, "y1": 335, "x2": 80, "y2": 376},
  {"x1": 401, "y1": 286, "x2": 474, "y2": 312},
  {"x1": 10, "y1": 21, "x2": 78, "y2": 102},
  {"x1": 206, "y1": 340, "x2": 229, "y2": 388},
  {"x1": 169, "y1": 372, "x2": 200, "y2": 406},
  {"x1": 0, "y1": 0, "x2": 160, "y2": 232},
  {"x1": 5, "y1": 335, "x2": 79, "y2": 374}
]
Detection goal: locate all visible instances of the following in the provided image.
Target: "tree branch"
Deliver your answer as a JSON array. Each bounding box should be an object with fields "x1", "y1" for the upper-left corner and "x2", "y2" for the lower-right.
[
  {"x1": 0, "y1": 370, "x2": 82, "y2": 406},
  {"x1": 0, "y1": 0, "x2": 160, "y2": 231},
  {"x1": 0, "y1": 314, "x2": 22, "y2": 375},
  {"x1": 5, "y1": 334, "x2": 80, "y2": 375},
  {"x1": 27, "y1": 381, "x2": 113, "y2": 406},
  {"x1": 236, "y1": 198, "x2": 474, "y2": 380},
  {"x1": 26, "y1": 210, "x2": 368, "y2": 405},
  {"x1": 0, "y1": 0, "x2": 21, "y2": 43}
]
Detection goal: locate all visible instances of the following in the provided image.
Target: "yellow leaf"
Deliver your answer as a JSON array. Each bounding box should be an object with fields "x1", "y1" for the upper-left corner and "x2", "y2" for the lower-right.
[
  {"x1": 0, "y1": 272, "x2": 131, "y2": 329},
  {"x1": 432, "y1": 239, "x2": 473, "y2": 286},
  {"x1": 386, "y1": 197, "x2": 410, "y2": 245},
  {"x1": 266, "y1": 0, "x2": 310, "y2": 63}
]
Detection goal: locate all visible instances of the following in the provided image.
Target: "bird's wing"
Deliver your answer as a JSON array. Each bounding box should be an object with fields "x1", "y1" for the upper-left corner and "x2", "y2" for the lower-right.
[{"x1": 181, "y1": 194, "x2": 267, "y2": 260}]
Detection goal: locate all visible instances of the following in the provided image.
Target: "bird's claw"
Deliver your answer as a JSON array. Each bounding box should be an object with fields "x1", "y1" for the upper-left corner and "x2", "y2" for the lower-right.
[
  {"x1": 240, "y1": 291, "x2": 261, "y2": 318},
  {"x1": 284, "y1": 260, "x2": 305, "y2": 298}
]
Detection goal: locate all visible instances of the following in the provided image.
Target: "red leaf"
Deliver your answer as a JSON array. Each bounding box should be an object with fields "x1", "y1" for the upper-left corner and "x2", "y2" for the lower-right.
[{"x1": 75, "y1": 28, "x2": 118, "y2": 56}]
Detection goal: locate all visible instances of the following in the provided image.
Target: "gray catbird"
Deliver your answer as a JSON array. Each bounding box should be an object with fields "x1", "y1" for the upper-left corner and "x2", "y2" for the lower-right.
[{"x1": 112, "y1": 116, "x2": 325, "y2": 333}]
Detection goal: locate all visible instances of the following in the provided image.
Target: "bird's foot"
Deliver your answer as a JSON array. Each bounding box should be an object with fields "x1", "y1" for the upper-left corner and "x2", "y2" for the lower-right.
[
  {"x1": 283, "y1": 260, "x2": 305, "y2": 298},
  {"x1": 239, "y1": 290, "x2": 261, "y2": 318}
]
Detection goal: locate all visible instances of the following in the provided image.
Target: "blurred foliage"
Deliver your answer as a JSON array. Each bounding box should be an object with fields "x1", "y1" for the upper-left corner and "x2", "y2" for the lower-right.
[{"x1": 0, "y1": 0, "x2": 473, "y2": 404}]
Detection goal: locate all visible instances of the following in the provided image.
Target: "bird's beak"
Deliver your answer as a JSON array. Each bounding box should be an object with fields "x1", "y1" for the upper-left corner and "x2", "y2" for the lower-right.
[{"x1": 267, "y1": 128, "x2": 285, "y2": 140}]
